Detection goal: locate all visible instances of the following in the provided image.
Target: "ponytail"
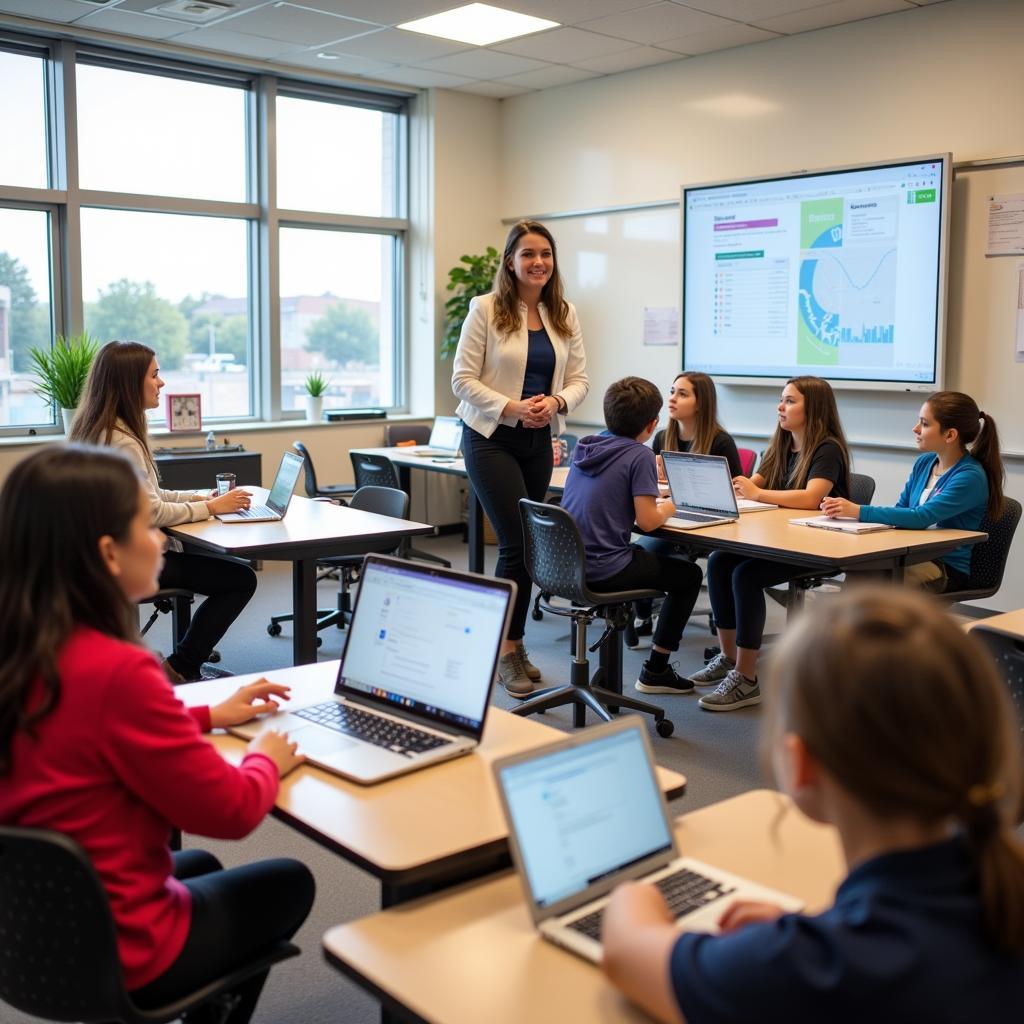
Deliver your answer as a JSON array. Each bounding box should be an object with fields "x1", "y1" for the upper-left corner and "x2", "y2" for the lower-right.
[{"x1": 973, "y1": 411, "x2": 1005, "y2": 520}]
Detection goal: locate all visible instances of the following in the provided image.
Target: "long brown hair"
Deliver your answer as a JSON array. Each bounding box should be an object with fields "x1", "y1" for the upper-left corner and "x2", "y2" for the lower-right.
[
  {"x1": 491, "y1": 220, "x2": 572, "y2": 339},
  {"x1": 660, "y1": 372, "x2": 726, "y2": 455},
  {"x1": 763, "y1": 587, "x2": 1024, "y2": 951},
  {"x1": 0, "y1": 445, "x2": 143, "y2": 775},
  {"x1": 758, "y1": 376, "x2": 850, "y2": 490},
  {"x1": 926, "y1": 391, "x2": 1004, "y2": 520},
  {"x1": 70, "y1": 339, "x2": 156, "y2": 475}
]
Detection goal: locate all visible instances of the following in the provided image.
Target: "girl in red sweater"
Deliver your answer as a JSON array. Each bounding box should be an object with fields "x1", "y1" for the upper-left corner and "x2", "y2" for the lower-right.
[{"x1": 0, "y1": 444, "x2": 315, "y2": 1021}]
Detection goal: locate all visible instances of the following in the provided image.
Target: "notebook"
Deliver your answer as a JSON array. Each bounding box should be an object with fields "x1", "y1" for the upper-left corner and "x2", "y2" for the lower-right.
[
  {"x1": 494, "y1": 719, "x2": 803, "y2": 963},
  {"x1": 230, "y1": 555, "x2": 515, "y2": 784},
  {"x1": 409, "y1": 416, "x2": 463, "y2": 457},
  {"x1": 215, "y1": 450, "x2": 303, "y2": 523},
  {"x1": 661, "y1": 451, "x2": 776, "y2": 530},
  {"x1": 790, "y1": 515, "x2": 894, "y2": 534}
]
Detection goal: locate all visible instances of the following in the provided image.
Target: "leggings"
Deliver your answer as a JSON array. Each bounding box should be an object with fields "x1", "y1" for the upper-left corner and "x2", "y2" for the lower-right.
[
  {"x1": 159, "y1": 551, "x2": 258, "y2": 679},
  {"x1": 462, "y1": 422, "x2": 553, "y2": 641},
  {"x1": 707, "y1": 551, "x2": 818, "y2": 651},
  {"x1": 131, "y1": 850, "x2": 315, "y2": 1022}
]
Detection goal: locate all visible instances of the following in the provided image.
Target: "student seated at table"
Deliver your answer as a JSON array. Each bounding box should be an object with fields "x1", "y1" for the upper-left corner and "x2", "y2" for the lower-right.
[
  {"x1": 71, "y1": 339, "x2": 257, "y2": 682},
  {"x1": 561, "y1": 376, "x2": 703, "y2": 695},
  {"x1": 602, "y1": 587, "x2": 1024, "y2": 1023},
  {"x1": 821, "y1": 390, "x2": 1004, "y2": 593},
  {"x1": 689, "y1": 376, "x2": 851, "y2": 711},
  {"x1": 0, "y1": 445, "x2": 314, "y2": 1024}
]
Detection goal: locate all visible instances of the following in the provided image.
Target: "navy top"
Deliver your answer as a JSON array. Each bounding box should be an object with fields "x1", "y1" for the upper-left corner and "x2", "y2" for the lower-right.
[
  {"x1": 520, "y1": 327, "x2": 555, "y2": 400},
  {"x1": 670, "y1": 837, "x2": 1024, "y2": 1023}
]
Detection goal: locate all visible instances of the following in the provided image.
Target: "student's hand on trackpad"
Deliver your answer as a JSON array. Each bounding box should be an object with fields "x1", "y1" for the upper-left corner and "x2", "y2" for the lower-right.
[
  {"x1": 208, "y1": 678, "x2": 292, "y2": 728},
  {"x1": 248, "y1": 729, "x2": 305, "y2": 777}
]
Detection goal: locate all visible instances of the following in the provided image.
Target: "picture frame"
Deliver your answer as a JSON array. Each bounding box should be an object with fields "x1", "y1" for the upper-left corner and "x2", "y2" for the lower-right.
[{"x1": 165, "y1": 393, "x2": 202, "y2": 432}]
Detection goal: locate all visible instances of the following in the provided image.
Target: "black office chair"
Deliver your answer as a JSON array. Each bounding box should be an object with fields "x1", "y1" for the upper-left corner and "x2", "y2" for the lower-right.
[
  {"x1": 514, "y1": 500, "x2": 674, "y2": 736},
  {"x1": 295, "y1": 440, "x2": 355, "y2": 502},
  {"x1": 938, "y1": 498, "x2": 1021, "y2": 607},
  {"x1": 349, "y1": 451, "x2": 451, "y2": 568},
  {"x1": 384, "y1": 423, "x2": 431, "y2": 447},
  {"x1": 0, "y1": 825, "x2": 299, "y2": 1024},
  {"x1": 139, "y1": 588, "x2": 222, "y2": 669},
  {"x1": 268, "y1": 485, "x2": 410, "y2": 642}
]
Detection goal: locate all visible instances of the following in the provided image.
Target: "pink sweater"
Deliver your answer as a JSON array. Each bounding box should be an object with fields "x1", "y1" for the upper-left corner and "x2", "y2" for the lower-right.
[{"x1": 0, "y1": 628, "x2": 278, "y2": 989}]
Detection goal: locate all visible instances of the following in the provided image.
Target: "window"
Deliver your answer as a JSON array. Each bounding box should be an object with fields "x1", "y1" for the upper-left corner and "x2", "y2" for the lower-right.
[{"x1": 0, "y1": 50, "x2": 48, "y2": 189}]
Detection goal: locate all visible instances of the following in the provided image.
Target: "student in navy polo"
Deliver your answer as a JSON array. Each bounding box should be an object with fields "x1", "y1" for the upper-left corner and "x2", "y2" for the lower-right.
[{"x1": 600, "y1": 587, "x2": 1024, "y2": 1023}]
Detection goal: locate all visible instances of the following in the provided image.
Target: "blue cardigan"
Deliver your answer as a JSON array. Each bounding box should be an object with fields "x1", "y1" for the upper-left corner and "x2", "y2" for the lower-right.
[{"x1": 858, "y1": 453, "x2": 988, "y2": 576}]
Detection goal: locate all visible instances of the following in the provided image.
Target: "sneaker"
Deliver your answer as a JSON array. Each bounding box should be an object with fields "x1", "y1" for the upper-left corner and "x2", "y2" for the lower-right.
[
  {"x1": 516, "y1": 641, "x2": 542, "y2": 682},
  {"x1": 498, "y1": 650, "x2": 533, "y2": 699},
  {"x1": 625, "y1": 617, "x2": 654, "y2": 650},
  {"x1": 698, "y1": 669, "x2": 761, "y2": 712},
  {"x1": 686, "y1": 651, "x2": 735, "y2": 687},
  {"x1": 635, "y1": 662, "x2": 694, "y2": 695}
]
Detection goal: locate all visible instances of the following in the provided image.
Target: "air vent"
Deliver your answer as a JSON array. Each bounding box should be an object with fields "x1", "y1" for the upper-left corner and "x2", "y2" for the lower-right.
[{"x1": 147, "y1": 0, "x2": 235, "y2": 23}]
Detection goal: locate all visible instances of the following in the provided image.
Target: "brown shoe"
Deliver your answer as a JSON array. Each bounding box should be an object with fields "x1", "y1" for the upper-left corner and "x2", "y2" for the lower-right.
[{"x1": 516, "y1": 642, "x2": 542, "y2": 682}]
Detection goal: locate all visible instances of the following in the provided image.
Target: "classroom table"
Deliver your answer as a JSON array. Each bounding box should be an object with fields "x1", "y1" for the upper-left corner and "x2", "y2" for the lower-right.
[
  {"x1": 185, "y1": 662, "x2": 686, "y2": 906},
  {"x1": 167, "y1": 488, "x2": 432, "y2": 665},
  {"x1": 966, "y1": 608, "x2": 1024, "y2": 639},
  {"x1": 322, "y1": 788, "x2": 845, "y2": 1024}
]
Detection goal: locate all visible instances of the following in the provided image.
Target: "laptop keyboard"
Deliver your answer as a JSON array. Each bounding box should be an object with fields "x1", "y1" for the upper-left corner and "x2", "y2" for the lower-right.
[
  {"x1": 226, "y1": 504, "x2": 275, "y2": 519},
  {"x1": 566, "y1": 868, "x2": 736, "y2": 940},
  {"x1": 294, "y1": 701, "x2": 453, "y2": 758},
  {"x1": 673, "y1": 510, "x2": 727, "y2": 522}
]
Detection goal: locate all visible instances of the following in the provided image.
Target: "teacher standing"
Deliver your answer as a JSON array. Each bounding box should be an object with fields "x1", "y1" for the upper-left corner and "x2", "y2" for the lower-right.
[{"x1": 453, "y1": 220, "x2": 588, "y2": 698}]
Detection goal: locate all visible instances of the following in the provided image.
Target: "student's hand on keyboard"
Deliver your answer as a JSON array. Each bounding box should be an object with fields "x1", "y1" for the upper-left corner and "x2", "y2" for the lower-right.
[
  {"x1": 208, "y1": 678, "x2": 292, "y2": 728},
  {"x1": 732, "y1": 475, "x2": 760, "y2": 500},
  {"x1": 248, "y1": 729, "x2": 304, "y2": 777},
  {"x1": 207, "y1": 488, "x2": 253, "y2": 515},
  {"x1": 717, "y1": 899, "x2": 785, "y2": 933}
]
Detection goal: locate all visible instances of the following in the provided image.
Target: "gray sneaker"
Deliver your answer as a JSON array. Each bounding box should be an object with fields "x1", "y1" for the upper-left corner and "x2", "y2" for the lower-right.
[
  {"x1": 698, "y1": 669, "x2": 761, "y2": 712},
  {"x1": 686, "y1": 651, "x2": 735, "y2": 687},
  {"x1": 498, "y1": 650, "x2": 533, "y2": 698},
  {"x1": 516, "y1": 641, "x2": 542, "y2": 682}
]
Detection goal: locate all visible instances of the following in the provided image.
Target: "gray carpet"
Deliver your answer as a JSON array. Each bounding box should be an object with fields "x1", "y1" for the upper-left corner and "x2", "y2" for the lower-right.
[{"x1": 7, "y1": 535, "x2": 786, "y2": 1024}]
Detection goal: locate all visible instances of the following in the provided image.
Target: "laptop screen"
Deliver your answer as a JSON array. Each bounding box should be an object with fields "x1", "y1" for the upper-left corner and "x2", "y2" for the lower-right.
[
  {"x1": 497, "y1": 727, "x2": 673, "y2": 909},
  {"x1": 428, "y1": 417, "x2": 462, "y2": 451},
  {"x1": 337, "y1": 558, "x2": 511, "y2": 734},
  {"x1": 267, "y1": 451, "x2": 303, "y2": 511},
  {"x1": 663, "y1": 452, "x2": 737, "y2": 515}
]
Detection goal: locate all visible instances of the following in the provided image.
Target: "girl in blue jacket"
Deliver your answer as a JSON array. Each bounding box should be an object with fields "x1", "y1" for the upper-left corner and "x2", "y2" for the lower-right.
[{"x1": 821, "y1": 391, "x2": 1004, "y2": 593}]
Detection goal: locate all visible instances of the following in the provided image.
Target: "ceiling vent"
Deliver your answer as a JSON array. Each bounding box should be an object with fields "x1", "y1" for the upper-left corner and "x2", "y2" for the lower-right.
[{"x1": 147, "y1": 0, "x2": 235, "y2": 22}]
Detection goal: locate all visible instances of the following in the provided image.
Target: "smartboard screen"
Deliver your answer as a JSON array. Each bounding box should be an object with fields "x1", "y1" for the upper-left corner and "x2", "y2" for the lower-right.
[{"x1": 682, "y1": 155, "x2": 949, "y2": 391}]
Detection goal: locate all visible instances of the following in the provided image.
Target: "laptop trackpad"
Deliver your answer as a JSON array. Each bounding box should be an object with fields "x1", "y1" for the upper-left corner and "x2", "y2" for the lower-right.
[{"x1": 295, "y1": 726, "x2": 358, "y2": 756}]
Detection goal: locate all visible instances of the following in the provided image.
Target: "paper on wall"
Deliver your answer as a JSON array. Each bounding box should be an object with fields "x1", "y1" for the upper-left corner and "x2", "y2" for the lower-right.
[
  {"x1": 986, "y1": 194, "x2": 1024, "y2": 256},
  {"x1": 643, "y1": 306, "x2": 678, "y2": 346}
]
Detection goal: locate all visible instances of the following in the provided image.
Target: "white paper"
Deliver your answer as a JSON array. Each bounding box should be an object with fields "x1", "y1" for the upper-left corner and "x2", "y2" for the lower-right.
[
  {"x1": 986, "y1": 194, "x2": 1024, "y2": 256},
  {"x1": 1016, "y1": 264, "x2": 1024, "y2": 362},
  {"x1": 643, "y1": 306, "x2": 679, "y2": 346}
]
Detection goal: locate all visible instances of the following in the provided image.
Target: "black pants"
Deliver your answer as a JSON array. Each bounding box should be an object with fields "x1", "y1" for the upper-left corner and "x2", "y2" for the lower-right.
[
  {"x1": 590, "y1": 546, "x2": 703, "y2": 652},
  {"x1": 159, "y1": 550, "x2": 258, "y2": 679},
  {"x1": 462, "y1": 423, "x2": 553, "y2": 641},
  {"x1": 632, "y1": 534, "x2": 698, "y2": 621},
  {"x1": 131, "y1": 850, "x2": 315, "y2": 1022}
]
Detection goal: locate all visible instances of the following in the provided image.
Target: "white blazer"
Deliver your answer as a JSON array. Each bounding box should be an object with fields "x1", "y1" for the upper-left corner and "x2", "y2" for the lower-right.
[{"x1": 451, "y1": 292, "x2": 588, "y2": 438}]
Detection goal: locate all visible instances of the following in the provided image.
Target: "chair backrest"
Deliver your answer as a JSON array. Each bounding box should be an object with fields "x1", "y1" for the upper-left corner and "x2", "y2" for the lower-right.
[
  {"x1": 849, "y1": 472, "x2": 876, "y2": 506},
  {"x1": 294, "y1": 440, "x2": 320, "y2": 498},
  {"x1": 0, "y1": 826, "x2": 130, "y2": 1022},
  {"x1": 384, "y1": 423, "x2": 431, "y2": 447},
  {"x1": 518, "y1": 499, "x2": 592, "y2": 607},
  {"x1": 736, "y1": 447, "x2": 756, "y2": 476},
  {"x1": 348, "y1": 485, "x2": 409, "y2": 521},
  {"x1": 966, "y1": 497, "x2": 1022, "y2": 593},
  {"x1": 349, "y1": 451, "x2": 401, "y2": 491}
]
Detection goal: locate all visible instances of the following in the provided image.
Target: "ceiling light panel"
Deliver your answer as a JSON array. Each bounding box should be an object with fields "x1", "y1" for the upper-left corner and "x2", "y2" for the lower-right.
[{"x1": 399, "y1": 3, "x2": 559, "y2": 47}]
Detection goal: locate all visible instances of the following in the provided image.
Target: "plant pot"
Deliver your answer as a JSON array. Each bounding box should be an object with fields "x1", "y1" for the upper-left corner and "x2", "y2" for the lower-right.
[
  {"x1": 61, "y1": 407, "x2": 77, "y2": 434},
  {"x1": 303, "y1": 395, "x2": 324, "y2": 422}
]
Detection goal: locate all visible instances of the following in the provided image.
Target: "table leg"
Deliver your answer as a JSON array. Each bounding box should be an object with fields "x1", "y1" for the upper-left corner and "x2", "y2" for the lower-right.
[
  {"x1": 292, "y1": 558, "x2": 318, "y2": 665},
  {"x1": 467, "y1": 488, "x2": 485, "y2": 574}
]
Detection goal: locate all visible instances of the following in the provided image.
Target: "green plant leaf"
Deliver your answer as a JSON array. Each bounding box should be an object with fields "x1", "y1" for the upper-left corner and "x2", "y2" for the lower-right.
[
  {"x1": 441, "y1": 245, "x2": 501, "y2": 359},
  {"x1": 29, "y1": 332, "x2": 100, "y2": 411},
  {"x1": 304, "y1": 370, "x2": 331, "y2": 396}
]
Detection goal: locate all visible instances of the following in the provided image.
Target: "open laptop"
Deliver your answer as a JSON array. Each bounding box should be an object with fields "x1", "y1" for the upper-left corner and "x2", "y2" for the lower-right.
[
  {"x1": 661, "y1": 451, "x2": 775, "y2": 530},
  {"x1": 216, "y1": 449, "x2": 303, "y2": 523},
  {"x1": 409, "y1": 416, "x2": 463, "y2": 457},
  {"x1": 494, "y1": 719, "x2": 803, "y2": 963},
  {"x1": 230, "y1": 555, "x2": 515, "y2": 784}
]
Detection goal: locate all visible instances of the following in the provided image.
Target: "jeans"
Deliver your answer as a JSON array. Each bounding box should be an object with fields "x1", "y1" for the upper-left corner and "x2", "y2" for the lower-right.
[
  {"x1": 131, "y1": 850, "x2": 315, "y2": 1022},
  {"x1": 462, "y1": 422, "x2": 553, "y2": 641}
]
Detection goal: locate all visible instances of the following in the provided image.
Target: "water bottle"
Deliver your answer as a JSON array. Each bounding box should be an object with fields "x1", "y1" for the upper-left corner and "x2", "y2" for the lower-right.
[{"x1": 205, "y1": 430, "x2": 216, "y2": 451}]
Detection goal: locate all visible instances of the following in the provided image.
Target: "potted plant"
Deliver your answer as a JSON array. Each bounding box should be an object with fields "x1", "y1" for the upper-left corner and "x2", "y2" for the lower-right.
[
  {"x1": 303, "y1": 370, "x2": 330, "y2": 422},
  {"x1": 28, "y1": 332, "x2": 100, "y2": 433},
  {"x1": 441, "y1": 246, "x2": 501, "y2": 359}
]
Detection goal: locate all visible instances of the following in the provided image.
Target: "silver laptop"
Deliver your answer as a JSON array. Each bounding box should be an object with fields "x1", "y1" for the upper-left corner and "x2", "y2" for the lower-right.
[
  {"x1": 661, "y1": 451, "x2": 742, "y2": 529},
  {"x1": 216, "y1": 450, "x2": 303, "y2": 523},
  {"x1": 410, "y1": 416, "x2": 463, "y2": 457},
  {"x1": 494, "y1": 719, "x2": 803, "y2": 963},
  {"x1": 231, "y1": 555, "x2": 515, "y2": 784}
]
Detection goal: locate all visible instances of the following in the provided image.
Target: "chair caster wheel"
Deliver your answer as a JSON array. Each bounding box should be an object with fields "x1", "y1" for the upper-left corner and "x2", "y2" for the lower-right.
[
  {"x1": 207, "y1": 650, "x2": 221, "y2": 664},
  {"x1": 656, "y1": 718, "x2": 674, "y2": 738},
  {"x1": 531, "y1": 608, "x2": 543, "y2": 621},
  {"x1": 267, "y1": 623, "x2": 283, "y2": 637},
  {"x1": 316, "y1": 637, "x2": 323, "y2": 648}
]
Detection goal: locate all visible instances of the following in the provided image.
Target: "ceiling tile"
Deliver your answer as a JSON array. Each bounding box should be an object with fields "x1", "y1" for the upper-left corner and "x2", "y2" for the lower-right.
[
  {"x1": 493, "y1": 26, "x2": 636, "y2": 62},
  {"x1": 276, "y1": 48, "x2": 398, "y2": 74},
  {"x1": 329, "y1": 27, "x2": 470, "y2": 62},
  {"x1": 495, "y1": 64, "x2": 599, "y2": 89},
  {"x1": 455, "y1": 79, "x2": 534, "y2": 98},
  {"x1": 0, "y1": 0, "x2": 89, "y2": 22},
  {"x1": 221, "y1": 4, "x2": 371, "y2": 45},
  {"x1": 287, "y1": 0, "x2": 451, "y2": 23},
  {"x1": 362, "y1": 65, "x2": 476, "y2": 88},
  {"x1": 171, "y1": 27, "x2": 296, "y2": 59},
  {"x1": 117, "y1": 0, "x2": 270, "y2": 21},
  {"x1": 77, "y1": 8, "x2": 193, "y2": 40},
  {"x1": 572, "y1": 44, "x2": 683, "y2": 73},
  {"x1": 676, "y1": 0, "x2": 839, "y2": 19},
  {"x1": 511, "y1": 0, "x2": 655, "y2": 26},
  {"x1": 578, "y1": 2, "x2": 735, "y2": 47},
  {"x1": 753, "y1": 0, "x2": 914, "y2": 34},
  {"x1": 416, "y1": 48, "x2": 549, "y2": 79},
  {"x1": 659, "y1": 22, "x2": 779, "y2": 55}
]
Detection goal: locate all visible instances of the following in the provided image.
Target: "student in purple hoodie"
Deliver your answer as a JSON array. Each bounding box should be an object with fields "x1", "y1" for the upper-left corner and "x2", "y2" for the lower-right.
[{"x1": 561, "y1": 377, "x2": 704, "y2": 695}]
